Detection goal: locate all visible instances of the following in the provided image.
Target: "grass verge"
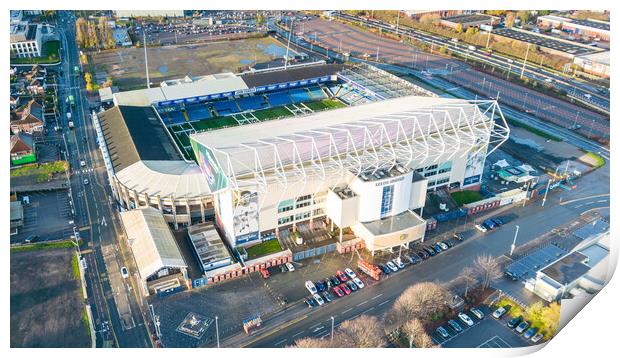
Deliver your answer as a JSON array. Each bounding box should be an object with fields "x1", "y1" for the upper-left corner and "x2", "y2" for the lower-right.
[
  {"x1": 584, "y1": 151, "x2": 605, "y2": 168},
  {"x1": 11, "y1": 40, "x2": 61, "y2": 65},
  {"x1": 10, "y1": 160, "x2": 68, "y2": 182},
  {"x1": 451, "y1": 190, "x2": 483, "y2": 206},
  {"x1": 246, "y1": 239, "x2": 283, "y2": 261},
  {"x1": 10, "y1": 239, "x2": 78, "y2": 253}
]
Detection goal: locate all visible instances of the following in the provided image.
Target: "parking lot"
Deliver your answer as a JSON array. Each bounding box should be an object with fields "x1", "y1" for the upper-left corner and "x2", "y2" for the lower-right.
[
  {"x1": 493, "y1": 28, "x2": 596, "y2": 56},
  {"x1": 11, "y1": 191, "x2": 74, "y2": 244}
]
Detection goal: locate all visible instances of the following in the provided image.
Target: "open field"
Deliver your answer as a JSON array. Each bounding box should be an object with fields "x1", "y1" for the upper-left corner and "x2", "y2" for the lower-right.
[
  {"x1": 10, "y1": 247, "x2": 89, "y2": 347},
  {"x1": 88, "y1": 37, "x2": 290, "y2": 90}
]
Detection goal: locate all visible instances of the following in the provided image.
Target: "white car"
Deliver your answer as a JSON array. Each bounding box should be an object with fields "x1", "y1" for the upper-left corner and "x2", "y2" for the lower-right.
[
  {"x1": 531, "y1": 333, "x2": 544, "y2": 343},
  {"x1": 285, "y1": 262, "x2": 295, "y2": 272},
  {"x1": 438, "y1": 242, "x2": 449, "y2": 250},
  {"x1": 352, "y1": 277, "x2": 365, "y2": 289},
  {"x1": 386, "y1": 261, "x2": 398, "y2": 272},
  {"x1": 492, "y1": 307, "x2": 507, "y2": 319},
  {"x1": 305, "y1": 280, "x2": 317, "y2": 294},
  {"x1": 470, "y1": 307, "x2": 484, "y2": 320},
  {"x1": 344, "y1": 268, "x2": 357, "y2": 280},
  {"x1": 475, "y1": 224, "x2": 487, "y2": 233},
  {"x1": 458, "y1": 312, "x2": 474, "y2": 326},
  {"x1": 83, "y1": 178, "x2": 89, "y2": 185},
  {"x1": 313, "y1": 293, "x2": 325, "y2": 306},
  {"x1": 392, "y1": 258, "x2": 405, "y2": 269},
  {"x1": 80, "y1": 160, "x2": 86, "y2": 167},
  {"x1": 120, "y1": 267, "x2": 129, "y2": 279}
]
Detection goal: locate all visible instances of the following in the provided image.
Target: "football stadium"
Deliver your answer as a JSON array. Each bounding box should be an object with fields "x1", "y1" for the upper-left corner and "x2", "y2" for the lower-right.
[{"x1": 94, "y1": 61, "x2": 509, "y2": 256}]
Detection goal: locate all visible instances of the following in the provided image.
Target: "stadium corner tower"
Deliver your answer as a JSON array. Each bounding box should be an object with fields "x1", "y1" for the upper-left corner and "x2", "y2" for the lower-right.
[{"x1": 190, "y1": 95, "x2": 509, "y2": 255}]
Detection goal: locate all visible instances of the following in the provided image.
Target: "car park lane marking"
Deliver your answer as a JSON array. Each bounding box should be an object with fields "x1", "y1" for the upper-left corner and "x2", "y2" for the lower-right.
[{"x1": 371, "y1": 293, "x2": 383, "y2": 300}]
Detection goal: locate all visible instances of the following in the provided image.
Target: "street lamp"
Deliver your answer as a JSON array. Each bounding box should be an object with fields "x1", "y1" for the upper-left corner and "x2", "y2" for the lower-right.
[
  {"x1": 215, "y1": 315, "x2": 220, "y2": 348},
  {"x1": 330, "y1": 316, "x2": 335, "y2": 341},
  {"x1": 510, "y1": 225, "x2": 520, "y2": 256}
]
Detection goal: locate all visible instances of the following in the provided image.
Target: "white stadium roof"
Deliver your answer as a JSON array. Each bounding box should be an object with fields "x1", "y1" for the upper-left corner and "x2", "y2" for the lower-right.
[
  {"x1": 191, "y1": 95, "x2": 509, "y2": 191},
  {"x1": 120, "y1": 207, "x2": 187, "y2": 281}
]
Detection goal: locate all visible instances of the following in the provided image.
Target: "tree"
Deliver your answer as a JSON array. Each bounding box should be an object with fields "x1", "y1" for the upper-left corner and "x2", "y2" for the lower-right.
[
  {"x1": 540, "y1": 302, "x2": 560, "y2": 335},
  {"x1": 516, "y1": 11, "x2": 531, "y2": 25},
  {"x1": 401, "y1": 318, "x2": 435, "y2": 348},
  {"x1": 465, "y1": 26, "x2": 477, "y2": 35},
  {"x1": 455, "y1": 23, "x2": 463, "y2": 33},
  {"x1": 460, "y1": 266, "x2": 477, "y2": 299},
  {"x1": 336, "y1": 315, "x2": 386, "y2": 348},
  {"x1": 387, "y1": 282, "x2": 450, "y2": 328},
  {"x1": 505, "y1": 12, "x2": 515, "y2": 28},
  {"x1": 473, "y1": 254, "x2": 502, "y2": 290},
  {"x1": 289, "y1": 337, "x2": 336, "y2": 348}
]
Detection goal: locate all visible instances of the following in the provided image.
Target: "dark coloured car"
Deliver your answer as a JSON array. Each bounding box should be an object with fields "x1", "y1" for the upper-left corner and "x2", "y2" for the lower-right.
[
  {"x1": 453, "y1": 233, "x2": 464, "y2": 241},
  {"x1": 347, "y1": 280, "x2": 358, "y2": 292},
  {"x1": 329, "y1": 276, "x2": 341, "y2": 287},
  {"x1": 436, "y1": 326, "x2": 450, "y2": 339},
  {"x1": 434, "y1": 243, "x2": 445, "y2": 252},
  {"x1": 516, "y1": 321, "x2": 530, "y2": 334},
  {"x1": 417, "y1": 251, "x2": 429, "y2": 260},
  {"x1": 491, "y1": 217, "x2": 504, "y2": 226},
  {"x1": 424, "y1": 246, "x2": 436, "y2": 256},
  {"x1": 507, "y1": 316, "x2": 523, "y2": 329},
  {"x1": 523, "y1": 327, "x2": 538, "y2": 339},
  {"x1": 448, "y1": 319, "x2": 463, "y2": 333},
  {"x1": 315, "y1": 280, "x2": 327, "y2": 292},
  {"x1": 305, "y1": 298, "x2": 317, "y2": 307},
  {"x1": 322, "y1": 291, "x2": 334, "y2": 303},
  {"x1": 379, "y1": 264, "x2": 392, "y2": 274},
  {"x1": 325, "y1": 278, "x2": 334, "y2": 288}
]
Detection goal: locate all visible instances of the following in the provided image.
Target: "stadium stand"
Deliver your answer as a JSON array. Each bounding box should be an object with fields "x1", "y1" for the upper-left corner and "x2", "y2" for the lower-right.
[
  {"x1": 160, "y1": 110, "x2": 187, "y2": 125},
  {"x1": 306, "y1": 85, "x2": 327, "y2": 100},
  {"x1": 237, "y1": 95, "x2": 269, "y2": 111},
  {"x1": 266, "y1": 91, "x2": 294, "y2": 106},
  {"x1": 185, "y1": 104, "x2": 211, "y2": 121},
  {"x1": 213, "y1": 99, "x2": 240, "y2": 116},
  {"x1": 289, "y1": 88, "x2": 312, "y2": 103}
]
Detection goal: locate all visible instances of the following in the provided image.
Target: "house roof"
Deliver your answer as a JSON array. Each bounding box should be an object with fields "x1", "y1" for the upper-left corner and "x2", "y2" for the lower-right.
[{"x1": 10, "y1": 132, "x2": 34, "y2": 153}]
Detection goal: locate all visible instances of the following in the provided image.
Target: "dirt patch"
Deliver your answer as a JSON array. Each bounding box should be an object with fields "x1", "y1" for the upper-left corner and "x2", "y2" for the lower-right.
[
  {"x1": 509, "y1": 127, "x2": 582, "y2": 159},
  {"x1": 88, "y1": 37, "x2": 288, "y2": 91},
  {"x1": 10, "y1": 248, "x2": 89, "y2": 347}
]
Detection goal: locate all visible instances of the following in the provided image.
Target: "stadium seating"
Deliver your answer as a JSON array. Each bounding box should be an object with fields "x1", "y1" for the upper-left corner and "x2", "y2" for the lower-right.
[
  {"x1": 266, "y1": 91, "x2": 293, "y2": 106},
  {"x1": 213, "y1": 99, "x2": 240, "y2": 116},
  {"x1": 163, "y1": 110, "x2": 186, "y2": 125},
  {"x1": 306, "y1": 85, "x2": 327, "y2": 100},
  {"x1": 289, "y1": 88, "x2": 312, "y2": 103},
  {"x1": 185, "y1": 104, "x2": 211, "y2": 121},
  {"x1": 237, "y1": 95, "x2": 269, "y2": 111}
]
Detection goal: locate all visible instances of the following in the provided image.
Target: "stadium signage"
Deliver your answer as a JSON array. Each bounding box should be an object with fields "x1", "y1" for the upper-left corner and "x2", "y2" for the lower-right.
[
  {"x1": 235, "y1": 88, "x2": 257, "y2": 96},
  {"x1": 375, "y1": 176, "x2": 405, "y2": 187}
]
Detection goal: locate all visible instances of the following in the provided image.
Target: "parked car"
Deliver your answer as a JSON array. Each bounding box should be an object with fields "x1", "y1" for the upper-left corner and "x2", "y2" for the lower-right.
[
  {"x1": 83, "y1": 178, "x2": 90, "y2": 185},
  {"x1": 260, "y1": 268, "x2": 270, "y2": 279},
  {"x1": 332, "y1": 285, "x2": 344, "y2": 297},
  {"x1": 315, "y1": 280, "x2": 327, "y2": 292},
  {"x1": 417, "y1": 250, "x2": 429, "y2": 259},
  {"x1": 483, "y1": 219, "x2": 496, "y2": 230},
  {"x1": 508, "y1": 316, "x2": 523, "y2": 329},
  {"x1": 347, "y1": 280, "x2": 358, "y2": 292},
  {"x1": 339, "y1": 283, "x2": 351, "y2": 295},
  {"x1": 121, "y1": 267, "x2": 129, "y2": 279},
  {"x1": 453, "y1": 233, "x2": 464, "y2": 241},
  {"x1": 530, "y1": 333, "x2": 544, "y2": 343},
  {"x1": 523, "y1": 327, "x2": 538, "y2": 339},
  {"x1": 423, "y1": 247, "x2": 436, "y2": 256},
  {"x1": 386, "y1": 261, "x2": 398, "y2": 272},
  {"x1": 436, "y1": 326, "x2": 450, "y2": 339},
  {"x1": 448, "y1": 319, "x2": 463, "y2": 332},
  {"x1": 353, "y1": 277, "x2": 365, "y2": 289},
  {"x1": 470, "y1": 307, "x2": 485, "y2": 320},
  {"x1": 475, "y1": 224, "x2": 488, "y2": 232},
  {"x1": 336, "y1": 270, "x2": 348, "y2": 282},
  {"x1": 491, "y1": 217, "x2": 504, "y2": 226},
  {"x1": 493, "y1": 306, "x2": 508, "y2": 319},
  {"x1": 325, "y1": 277, "x2": 334, "y2": 288},
  {"x1": 285, "y1": 262, "x2": 295, "y2": 272},
  {"x1": 323, "y1": 291, "x2": 334, "y2": 302},
  {"x1": 438, "y1": 242, "x2": 449, "y2": 250},
  {"x1": 280, "y1": 264, "x2": 288, "y2": 273},
  {"x1": 433, "y1": 243, "x2": 443, "y2": 253},
  {"x1": 458, "y1": 312, "x2": 474, "y2": 326},
  {"x1": 344, "y1": 268, "x2": 357, "y2": 279},
  {"x1": 305, "y1": 280, "x2": 318, "y2": 294},
  {"x1": 313, "y1": 293, "x2": 325, "y2": 306},
  {"x1": 80, "y1": 160, "x2": 86, "y2": 167},
  {"x1": 24, "y1": 235, "x2": 40, "y2": 244},
  {"x1": 516, "y1": 321, "x2": 530, "y2": 334},
  {"x1": 276, "y1": 295, "x2": 288, "y2": 306},
  {"x1": 410, "y1": 253, "x2": 422, "y2": 263},
  {"x1": 392, "y1": 258, "x2": 405, "y2": 269},
  {"x1": 329, "y1": 276, "x2": 341, "y2": 287},
  {"x1": 305, "y1": 297, "x2": 317, "y2": 307},
  {"x1": 379, "y1": 264, "x2": 392, "y2": 274}
]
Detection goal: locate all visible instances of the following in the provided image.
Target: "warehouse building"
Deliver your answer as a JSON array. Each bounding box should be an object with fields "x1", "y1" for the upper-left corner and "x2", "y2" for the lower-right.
[
  {"x1": 190, "y1": 96, "x2": 509, "y2": 254},
  {"x1": 573, "y1": 51, "x2": 610, "y2": 78},
  {"x1": 537, "y1": 15, "x2": 610, "y2": 42}
]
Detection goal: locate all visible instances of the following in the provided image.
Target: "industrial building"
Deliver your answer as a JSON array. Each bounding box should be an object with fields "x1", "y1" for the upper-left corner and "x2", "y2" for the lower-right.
[
  {"x1": 439, "y1": 13, "x2": 500, "y2": 29},
  {"x1": 537, "y1": 15, "x2": 610, "y2": 42},
  {"x1": 190, "y1": 95, "x2": 509, "y2": 254},
  {"x1": 113, "y1": 10, "x2": 185, "y2": 18},
  {"x1": 573, "y1": 51, "x2": 610, "y2": 78}
]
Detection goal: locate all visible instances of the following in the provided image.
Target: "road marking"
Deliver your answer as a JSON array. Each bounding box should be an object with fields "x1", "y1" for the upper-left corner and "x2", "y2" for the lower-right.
[
  {"x1": 274, "y1": 339, "x2": 287, "y2": 346},
  {"x1": 586, "y1": 201, "x2": 595, "y2": 205},
  {"x1": 378, "y1": 299, "x2": 391, "y2": 306},
  {"x1": 292, "y1": 331, "x2": 305, "y2": 338},
  {"x1": 597, "y1": 199, "x2": 608, "y2": 203},
  {"x1": 342, "y1": 308, "x2": 353, "y2": 314},
  {"x1": 574, "y1": 204, "x2": 583, "y2": 208},
  {"x1": 356, "y1": 300, "x2": 368, "y2": 307},
  {"x1": 371, "y1": 293, "x2": 383, "y2": 300},
  {"x1": 362, "y1": 307, "x2": 375, "y2": 314}
]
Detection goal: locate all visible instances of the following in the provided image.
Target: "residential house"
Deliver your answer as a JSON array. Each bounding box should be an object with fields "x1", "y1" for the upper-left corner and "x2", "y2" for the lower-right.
[
  {"x1": 11, "y1": 99, "x2": 44, "y2": 134},
  {"x1": 10, "y1": 132, "x2": 36, "y2": 165}
]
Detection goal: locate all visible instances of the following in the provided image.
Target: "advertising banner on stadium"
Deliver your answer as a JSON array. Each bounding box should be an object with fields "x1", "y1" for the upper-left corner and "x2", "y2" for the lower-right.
[
  {"x1": 190, "y1": 138, "x2": 228, "y2": 193},
  {"x1": 463, "y1": 138, "x2": 488, "y2": 187},
  {"x1": 233, "y1": 190, "x2": 260, "y2": 245}
]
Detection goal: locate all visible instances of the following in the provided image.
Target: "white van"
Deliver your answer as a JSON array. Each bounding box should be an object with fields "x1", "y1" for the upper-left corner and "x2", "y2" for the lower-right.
[{"x1": 305, "y1": 280, "x2": 317, "y2": 294}]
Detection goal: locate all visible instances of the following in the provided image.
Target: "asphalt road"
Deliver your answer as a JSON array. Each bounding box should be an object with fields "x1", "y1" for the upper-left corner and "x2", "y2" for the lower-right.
[{"x1": 56, "y1": 11, "x2": 151, "y2": 348}]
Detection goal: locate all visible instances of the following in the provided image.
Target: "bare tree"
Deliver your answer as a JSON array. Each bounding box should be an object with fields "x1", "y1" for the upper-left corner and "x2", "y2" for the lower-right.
[
  {"x1": 387, "y1": 282, "x2": 450, "y2": 328},
  {"x1": 460, "y1": 266, "x2": 478, "y2": 299},
  {"x1": 474, "y1": 254, "x2": 502, "y2": 290},
  {"x1": 336, "y1": 315, "x2": 386, "y2": 348},
  {"x1": 401, "y1": 318, "x2": 435, "y2": 348},
  {"x1": 289, "y1": 337, "x2": 335, "y2": 348}
]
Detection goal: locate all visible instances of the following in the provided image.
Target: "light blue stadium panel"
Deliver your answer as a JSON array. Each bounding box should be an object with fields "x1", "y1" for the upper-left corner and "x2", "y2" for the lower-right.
[
  {"x1": 185, "y1": 104, "x2": 211, "y2": 121},
  {"x1": 267, "y1": 91, "x2": 293, "y2": 106},
  {"x1": 164, "y1": 110, "x2": 186, "y2": 125},
  {"x1": 213, "y1": 99, "x2": 240, "y2": 116},
  {"x1": 307, "y1": 85, "x2": 326, "y2": 100},
  {"x1": 237, "y1": 95, "x2": 269, "y2": 111},
  {"x1": 289, "y1": 88, "x2": 312, "y2": 103}
]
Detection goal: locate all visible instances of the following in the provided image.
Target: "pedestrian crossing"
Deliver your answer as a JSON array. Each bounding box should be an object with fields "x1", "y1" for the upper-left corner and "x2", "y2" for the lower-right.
[{"x1": 78, "y1": 168, "x2": 95, "y2": 174}]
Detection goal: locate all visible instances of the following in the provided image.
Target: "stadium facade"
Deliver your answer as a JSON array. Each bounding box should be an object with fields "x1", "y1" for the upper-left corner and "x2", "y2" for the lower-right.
[{"x1": 94, "y1": 62, "x2": 508, "y2": 255}]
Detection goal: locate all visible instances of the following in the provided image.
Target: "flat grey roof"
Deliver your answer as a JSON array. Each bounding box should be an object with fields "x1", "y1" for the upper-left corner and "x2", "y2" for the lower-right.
[
  {"x1": 362, "y1": 210, "x2": 425, "y2": 236},
  {"x1": 541, "y1": 252, "x2": 590, "y2": 286},
  {"x1": 188, "y1": 222, "x2": 231, "y2": 270},
  {"x1": 240, "y1": 63, "x2": 345, "y2": 88}
]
